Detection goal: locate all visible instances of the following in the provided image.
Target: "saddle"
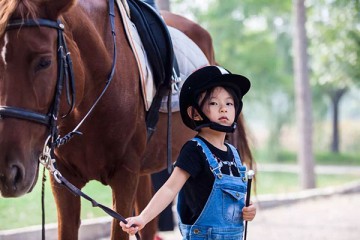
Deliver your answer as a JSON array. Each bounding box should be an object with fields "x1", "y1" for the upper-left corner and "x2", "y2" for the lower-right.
[
  {"x1": 127, "y1": 0, "x2": 177, "y2": 90},
  {"x1": 126, "y1": 0, "x2": 179, "y2": 139}
]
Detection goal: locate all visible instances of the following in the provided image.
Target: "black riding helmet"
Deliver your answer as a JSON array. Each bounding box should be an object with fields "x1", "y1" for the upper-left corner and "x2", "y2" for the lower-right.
[{"x1": 180, "y1": 65, "x2": 251, "y2": 132}]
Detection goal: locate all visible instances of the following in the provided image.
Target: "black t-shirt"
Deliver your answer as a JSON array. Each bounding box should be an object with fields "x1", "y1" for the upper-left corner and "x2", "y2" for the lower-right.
[{"x1": 174, "y1": 136, "x2": 241, "y2": 225}]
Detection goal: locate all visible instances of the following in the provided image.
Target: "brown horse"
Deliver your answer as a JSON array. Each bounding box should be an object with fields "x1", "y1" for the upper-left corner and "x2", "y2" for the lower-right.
[{"x1": 0, "y1": 0, "x2": 217, "y2": 239}]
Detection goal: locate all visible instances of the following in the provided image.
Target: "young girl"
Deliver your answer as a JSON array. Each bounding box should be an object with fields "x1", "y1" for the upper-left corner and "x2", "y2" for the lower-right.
[{"x1": 120, "y1": 65, "x2": 256, "y2": 239}]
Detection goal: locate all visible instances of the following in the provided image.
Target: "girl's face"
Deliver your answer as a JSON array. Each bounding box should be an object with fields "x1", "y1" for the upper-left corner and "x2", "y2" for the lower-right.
[{"x1": 199, "y1": 86, "x2": 236, "y2": 127}]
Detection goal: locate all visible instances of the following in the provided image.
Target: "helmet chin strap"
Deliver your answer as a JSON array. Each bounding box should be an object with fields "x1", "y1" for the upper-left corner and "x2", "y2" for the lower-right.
[
  {"x1": 210, "y1": 122, "x2": 237, "y2": 132},
  {"x1": 194, "y1": 122, "x2": 237, "y2": 133},
  {"x1": 193, "y1": 105, "x2": 237, "y2": 133}
]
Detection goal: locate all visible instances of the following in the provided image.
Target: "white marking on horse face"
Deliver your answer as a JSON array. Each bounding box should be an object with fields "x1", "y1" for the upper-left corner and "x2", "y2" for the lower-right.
[{"x1": 1, "y1": 33, "x2": 8, "y2": 66}]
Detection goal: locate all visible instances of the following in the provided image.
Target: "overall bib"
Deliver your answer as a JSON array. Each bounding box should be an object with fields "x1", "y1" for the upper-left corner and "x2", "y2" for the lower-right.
[{"x1": 178, "y1": 138, "x2": 247, "y2": 240}]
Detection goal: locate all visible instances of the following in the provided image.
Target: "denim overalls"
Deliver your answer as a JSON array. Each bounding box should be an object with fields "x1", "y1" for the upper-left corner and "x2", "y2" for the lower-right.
[{"x1": 178, "y1": 138, "x2": 247, "y2": 240}]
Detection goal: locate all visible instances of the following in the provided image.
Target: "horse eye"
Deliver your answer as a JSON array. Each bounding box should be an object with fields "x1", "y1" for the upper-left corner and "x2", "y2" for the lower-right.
[{"x1": 35, "y1": 58, "x2": 52, "y2": 72}]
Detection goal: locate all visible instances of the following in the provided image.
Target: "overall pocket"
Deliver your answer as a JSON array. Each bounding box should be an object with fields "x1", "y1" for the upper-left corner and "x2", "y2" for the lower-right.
[{"x1": 221, "y1": 188, "x2": 245, "y2": 223}]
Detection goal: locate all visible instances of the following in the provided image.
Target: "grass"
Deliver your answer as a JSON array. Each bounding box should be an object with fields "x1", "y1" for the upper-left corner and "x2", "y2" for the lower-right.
[
  {"x1": 254, "y1": 172, "x2": 359, "y2": 195},
  {"x1": 0, "y1": 174, "x2": 112, "y2": 230},
  {"x1": 1, "y1": 169, "x2": 359, "y2": 230},
  {"x1": 253, "y1": 149, "x2": 360, "y2": 166}
]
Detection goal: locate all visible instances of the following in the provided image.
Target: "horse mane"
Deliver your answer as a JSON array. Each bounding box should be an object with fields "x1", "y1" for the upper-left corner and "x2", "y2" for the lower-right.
[{"x1": 0, "y1": 0, "x2": 40, "y2": 36}]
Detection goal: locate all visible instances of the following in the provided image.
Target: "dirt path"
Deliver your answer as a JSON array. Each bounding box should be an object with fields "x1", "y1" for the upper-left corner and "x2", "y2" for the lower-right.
[{"x1": 247, "y1": 192, "x2": 360, "y2": 240}]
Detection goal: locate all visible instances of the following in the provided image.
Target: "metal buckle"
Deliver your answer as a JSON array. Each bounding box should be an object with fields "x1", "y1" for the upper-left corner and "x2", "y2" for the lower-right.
[{"x1": 38, "y1": 136, "x2": 62, "y2": 183}]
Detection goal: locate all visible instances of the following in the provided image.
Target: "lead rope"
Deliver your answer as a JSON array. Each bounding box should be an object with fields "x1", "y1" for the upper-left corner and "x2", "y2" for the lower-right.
[
  {"x1": 41, "y1": 166, "x2": 47, "y2": 240},
  {"x1": 40, "y1": 0, "x2": 141, "y2": 239},
  {"x1": 40, "y1": 140, "x2": 141, "y2": 239}
]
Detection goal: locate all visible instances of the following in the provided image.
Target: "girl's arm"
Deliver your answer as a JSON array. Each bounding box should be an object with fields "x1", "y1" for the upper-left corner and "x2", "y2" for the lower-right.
[{"x1": 120, "y1": 167, "x2": 190, "y2": 234}]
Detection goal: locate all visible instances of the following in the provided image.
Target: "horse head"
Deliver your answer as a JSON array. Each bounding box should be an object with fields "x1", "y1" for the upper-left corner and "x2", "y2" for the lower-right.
[{"x1": 0, "y1": 0, "x2": 82, "y2": 197}]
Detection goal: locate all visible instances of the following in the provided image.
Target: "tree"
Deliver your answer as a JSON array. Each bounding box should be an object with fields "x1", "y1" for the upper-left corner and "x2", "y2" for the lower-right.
[
  {"x1": 307, "y1": 0, "x2": 360, "y2": 153},
  {"x1": 292, "y1": 0, "x2": 315, "y2": 188}
]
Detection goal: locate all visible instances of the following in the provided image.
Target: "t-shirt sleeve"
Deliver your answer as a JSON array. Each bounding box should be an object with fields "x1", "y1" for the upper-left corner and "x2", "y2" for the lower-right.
[{"x1": 174, "y1": 140, "x2": 206, "y2": 178}]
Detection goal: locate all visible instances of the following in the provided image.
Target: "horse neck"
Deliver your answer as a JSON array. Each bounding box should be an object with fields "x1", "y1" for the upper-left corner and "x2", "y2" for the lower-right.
[
  {"x1": 63, "y1": 5, "x2": 119, "y2": 108},
  {"x1": 59, "y1": 4, "x2": 140, "y2": 127}
]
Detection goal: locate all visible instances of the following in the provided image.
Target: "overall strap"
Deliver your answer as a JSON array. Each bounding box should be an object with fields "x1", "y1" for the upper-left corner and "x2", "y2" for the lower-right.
[
  {"x1": 226, "y1": 143, "x2": 247, "y2": 174},
  {"x1": 192, "y1": 138, "x2": 223, "y2": 179}
]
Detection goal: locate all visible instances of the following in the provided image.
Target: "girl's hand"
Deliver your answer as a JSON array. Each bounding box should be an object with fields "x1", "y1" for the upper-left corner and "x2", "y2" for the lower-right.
[
  {"x1": 119, "y1": 216, "x2": 145, "y2": 235},
  {"x1": 243, "y1": 201, "x2": 256, "y2": 221}
]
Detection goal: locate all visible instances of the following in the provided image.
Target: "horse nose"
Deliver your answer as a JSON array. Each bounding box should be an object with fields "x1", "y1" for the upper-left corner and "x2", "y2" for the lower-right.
[
  {"x1": 9, "y1": 163, "x2": 24, "y2": 187},
  {"x1": 0, "y1": 162, "x2": 24, "y2": 192},
  {"x1": 0, "y1": 172, "x2": 4, "y2": 183}
]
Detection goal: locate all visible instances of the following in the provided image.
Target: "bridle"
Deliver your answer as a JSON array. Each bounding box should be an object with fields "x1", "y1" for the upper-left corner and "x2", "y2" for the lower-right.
[
  {"x1": 0, "y1": 1, "x2": 141, "y2": 239},
  {"x1": 0, "y1": 18, "x2": 76, "y2": 148}
]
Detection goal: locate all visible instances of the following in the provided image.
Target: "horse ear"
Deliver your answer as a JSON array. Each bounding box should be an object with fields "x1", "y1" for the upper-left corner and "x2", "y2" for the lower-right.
[{"x1": 43, "y1": 0, "x2": 77, "y2": 19}]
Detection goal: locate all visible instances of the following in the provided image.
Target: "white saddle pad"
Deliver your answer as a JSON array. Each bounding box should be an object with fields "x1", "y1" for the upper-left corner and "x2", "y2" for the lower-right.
[{"x1": 116, "y1": 0, "x2": 209, "y2": 112}]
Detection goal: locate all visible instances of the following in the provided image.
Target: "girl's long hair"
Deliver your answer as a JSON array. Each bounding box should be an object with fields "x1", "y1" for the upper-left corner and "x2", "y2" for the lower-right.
[{"x1": 227, "y1": 113, "x2": 257, "y2": 191}]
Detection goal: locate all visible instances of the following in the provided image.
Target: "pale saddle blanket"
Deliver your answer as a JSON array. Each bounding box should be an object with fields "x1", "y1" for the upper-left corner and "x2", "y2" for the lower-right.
[{"x1": 117, "y1": 0, "x2": 209, "y2": 112}]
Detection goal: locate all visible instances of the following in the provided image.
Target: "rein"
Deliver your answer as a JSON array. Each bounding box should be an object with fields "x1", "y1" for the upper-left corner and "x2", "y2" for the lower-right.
[{"x1": 0, "y1": 0, "x2": 141, "y2": 239}]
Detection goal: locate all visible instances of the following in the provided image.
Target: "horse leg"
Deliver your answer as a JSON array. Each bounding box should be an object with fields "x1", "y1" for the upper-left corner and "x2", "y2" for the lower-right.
[
  {"x1": 109, "y1": 167, "x2": 141, "y2": 240},
  {"x1": 50, "y1": 174, "x2": 84, "y2": 240},
  {"x1": 135, "y1": 175, "x2": 158, "y2": 240}
]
